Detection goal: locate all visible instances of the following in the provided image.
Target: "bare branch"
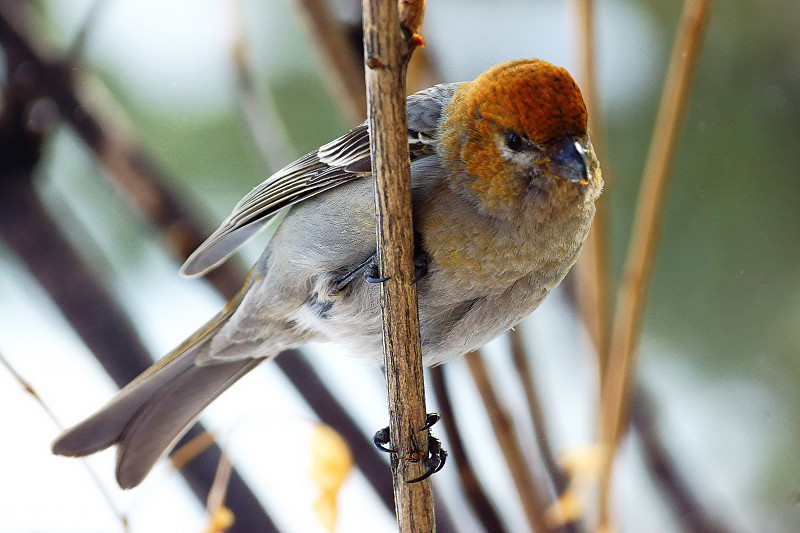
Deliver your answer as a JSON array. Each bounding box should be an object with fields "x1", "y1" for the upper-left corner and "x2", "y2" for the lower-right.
[
  {"x1": 598, "y1": 0, "x2": 712, "y2": 527},
  {"x1": 466, "y1": 351, "x2": 550, "y2": 533},
  {"x1": 633, "y1": 388, "x2": 734, "y2": 533},
  {"x1": 361, "y1": 0, "x2": 433, "y2": 529},
  {"x1": 0, "y1": 350, "x2": 130, "y2": 532},
  {"x1": 232, "y1": 0, "x2": 295, "y2": 169},
  {"x1": 572, "y1": 0, "x2": 612, "y2": 380},
  {"x1": 294, "y1": 0, "x2": 367, "y2": 124},
  {"x1": 431, "y1": 366, "x2": 509, "y2": 533},
  {"x1": 508, "y1": 329, "x2": 584, "y2": 533}
]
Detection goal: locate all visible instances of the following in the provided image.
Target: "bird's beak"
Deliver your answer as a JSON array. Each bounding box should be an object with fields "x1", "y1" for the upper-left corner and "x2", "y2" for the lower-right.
[{"x1": 545, "y1": 137, "x2": 590, "y2": 185}]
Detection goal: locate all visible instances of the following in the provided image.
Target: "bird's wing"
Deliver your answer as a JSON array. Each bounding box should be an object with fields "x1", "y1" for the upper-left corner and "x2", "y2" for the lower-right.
[{"x1": 180, "y1": 82, "x2": 462, "y2": 278}]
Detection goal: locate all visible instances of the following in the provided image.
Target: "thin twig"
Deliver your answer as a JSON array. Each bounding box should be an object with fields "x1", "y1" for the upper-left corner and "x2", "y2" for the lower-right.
[
  {"x1": 294, "y1": 0, "x2": 366, "y2": 124},
  {"x1": 430, "y1": 366, "x2": 509, "y2": 533},
  {"x1": 232, "y1": 0, "x2": 295, "y2": 169},
  {"x1": 599, "y1": 0, "x2": 712, "y2": 528},
  {"x1": 65, "y1": 0, "x2": 108, "y2": 61},
  {"x1": 362, "y1": 0, "x2": 432, "y2": 530},
  {"x1": 205, "y1": 448, "x2": 236, "y2": 533},
  {"x1": 572, "y1": 0, "x2": 612, "y2": 381},
  {"x1": 0, "y1": 351, "x2": 130, "y2": 532},
  {"x1": 466, "y1": 351, "x2": 550, "y2": 533}
]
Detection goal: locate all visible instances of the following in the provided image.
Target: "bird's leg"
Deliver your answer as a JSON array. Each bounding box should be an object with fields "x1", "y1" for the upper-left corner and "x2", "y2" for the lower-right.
[
  {"x1": 329, "y1": 255, "x2": 377, "y2": 295},
  {"x1": 335, "y1": 232, "x2": 428, "y2": 290},
  {"x1": 373, "y1": 412, "x2": 448, "y2": 483}
]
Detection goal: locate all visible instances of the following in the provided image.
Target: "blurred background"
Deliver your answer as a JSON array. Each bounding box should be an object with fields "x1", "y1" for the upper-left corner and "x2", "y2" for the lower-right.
[{"x1": 0, "y1": 0, "x2": 798, "y2": 532}]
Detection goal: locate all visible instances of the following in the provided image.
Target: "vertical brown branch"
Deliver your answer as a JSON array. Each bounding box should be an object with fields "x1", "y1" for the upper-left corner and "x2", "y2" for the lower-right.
[
  {"x1": 572, "y1": 0, "x2": 612, "y2": 380},
  {"x1": 598, "y1": 0, "x2": 712, "y2": 528},
  {"x1": 430, "y1": 367, "x2": 509, "y2": 533},
  {"x1": 361, "y1": 0, "x2": 433, "y2": 530},
  {"x1": 466, "y1": 351, "x2": 550, "y2": 533},
  {"x1": 508, "y1": 330, "x2": 572, "y2": 501}
]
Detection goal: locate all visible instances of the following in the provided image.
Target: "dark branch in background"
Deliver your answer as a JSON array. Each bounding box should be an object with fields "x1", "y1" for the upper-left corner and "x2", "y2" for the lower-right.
[
  {"x1": 0, "y1": 9, "x2": 279, "y2": 533},
  {"x1": 0, "y1": 5, "x2": 244, "y2": 296},
  {"x1": 508, "y1": 329, "x2": 583, "y2": 533},
  {"x1": 431, "y1": 367, "x2": 509, "y2": 533},
  {"x1": 0, "y1": 11, "x2": 277, "y2": 532},
  {"x1": 0, "y1": 2, "x2": 419, "y2": 526}
]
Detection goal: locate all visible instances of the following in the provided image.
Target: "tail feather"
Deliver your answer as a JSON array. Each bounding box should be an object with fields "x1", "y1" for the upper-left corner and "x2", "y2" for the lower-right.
[
  {"x1": 115, "y1": 356, "x2": 261, "y2": 489},
  {"x1": 52, "y1": 290, "x2": 265, "y2": 488}
]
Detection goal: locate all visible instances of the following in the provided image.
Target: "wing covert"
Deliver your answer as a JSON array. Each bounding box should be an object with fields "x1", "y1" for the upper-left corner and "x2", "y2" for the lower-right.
[{"x1": 180, "y1": 82, "x2": 462, "y2": 278}]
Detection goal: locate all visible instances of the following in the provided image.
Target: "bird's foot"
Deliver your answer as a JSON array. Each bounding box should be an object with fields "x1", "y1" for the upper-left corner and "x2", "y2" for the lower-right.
[{"x1": 373, "y1": 413, "x2": 447, "y2": 483}]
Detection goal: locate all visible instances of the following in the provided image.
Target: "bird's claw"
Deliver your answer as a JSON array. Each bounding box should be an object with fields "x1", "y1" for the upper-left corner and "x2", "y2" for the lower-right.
[
  {"x1": 407, "y1": 433, "x2": 447, "y2": 483},
  {"x1": 364, "y1": 262, "x2": 389, "y2": 284},
  {"x1": 372, "y1": 412, "x2": 447, "y2": 483}
]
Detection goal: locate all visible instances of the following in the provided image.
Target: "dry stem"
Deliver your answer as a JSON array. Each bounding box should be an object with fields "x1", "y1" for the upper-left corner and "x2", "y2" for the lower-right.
[
  {"x1": 573, "y1": 0, "x2": 612, "y2": 379},
  {"x1": 466, "y1": 351, "x2": 550, "y2": 533},
  {"x1": 361, "y1": 0, "x2": 433, "y2": 530},
  {"x1": 0, "y1": 351, "x2": 130, "y2": 532},
  {"x1": 430, "y1": 366, "x2": 509, "y2": 533},
  {"x1": 598, "y1": 0, "x2": 712, "y2": 527}
]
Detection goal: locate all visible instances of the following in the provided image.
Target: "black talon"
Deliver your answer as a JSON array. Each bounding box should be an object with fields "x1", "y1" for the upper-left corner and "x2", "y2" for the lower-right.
[
  {"x1": 330, "y1": 255, "x2": 375, "y2": 295},
  {"x1": 364, "y1": 262, "x2": 389, "y2": 284},
  {"x1": 407, "y1": 433, "x2": 448, "y2": 483},
  {"x1": 421, "y1": 412, "x2": 440, "y2": 431},
  {"x1": 371, "y1": 412, "x2": 448, "y2": 483},
  {"x1": 373, "y1": 426, "x2": 394, "y2": 453}
]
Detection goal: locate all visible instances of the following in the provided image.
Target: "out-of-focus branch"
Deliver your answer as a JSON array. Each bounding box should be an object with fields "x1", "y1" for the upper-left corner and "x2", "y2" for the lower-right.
[
  {"x1": 0, "y1": 10, "x2": 280, "y2": 531},
  {"x1": 430, "y1": 366, "x2": 509, "y2": 533},
  {"x1": 0, "y1": 5, "x2": 244, "y2": 297},
  {"x1": 0, "y1": 3, "x2": 402, "y2": 523},
  {"x1": 294, "y1": 0, "x2": 366, "y2": 123},
  {"x1": 232, "y1": 0, "x2": 295, "y2": 168},
  {"x1": 572, "y1": 0, "x2": 612, "y2": 381},
  {"x1": 599, "y1": 0, "x2": 711, "y2": 528},
  {"x1": 508, "y1": 329, "x2": 583, "y2": 533},
  {"x1": 362, "y1": 0, "x2": 432, "y2": 530},
  {"x1": 65, "y1": 0, "x2": 108, "y2": 61},
  {"x1": 466, "y1": 351, "x2": 550, "y2": 533}
]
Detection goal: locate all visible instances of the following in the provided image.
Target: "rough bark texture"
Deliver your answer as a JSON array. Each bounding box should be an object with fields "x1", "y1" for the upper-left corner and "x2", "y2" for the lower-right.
[{"x1": 361, "y1": 0, "x2": 434, "y2": 530}]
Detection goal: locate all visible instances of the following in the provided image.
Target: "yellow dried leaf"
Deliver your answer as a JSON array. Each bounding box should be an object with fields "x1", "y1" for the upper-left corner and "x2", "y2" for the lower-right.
[{"x1": 310, "y1": 423, "x2": 354, "y2": 531}]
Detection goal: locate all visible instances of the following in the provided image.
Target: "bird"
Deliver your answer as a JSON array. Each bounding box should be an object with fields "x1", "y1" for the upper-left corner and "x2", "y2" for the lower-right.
[{"x1": 52, "y1": 58, "x2": 603, "y2": 489}]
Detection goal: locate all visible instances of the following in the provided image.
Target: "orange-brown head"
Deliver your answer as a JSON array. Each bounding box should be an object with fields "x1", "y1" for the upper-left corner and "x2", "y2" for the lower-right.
[{"x1": 438, "y1": 59, "x2": 599, "y2": 217}]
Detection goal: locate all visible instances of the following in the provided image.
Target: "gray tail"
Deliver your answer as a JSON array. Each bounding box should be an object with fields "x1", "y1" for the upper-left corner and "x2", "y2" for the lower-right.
[{"x1": 52, "y1": 295, "x2": 264, "y2": 489}]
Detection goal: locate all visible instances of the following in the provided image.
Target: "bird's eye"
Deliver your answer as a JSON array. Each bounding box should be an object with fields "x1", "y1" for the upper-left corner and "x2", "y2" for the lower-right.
[{"x1": 505, "y1": 132, "x2": 523, "y2": 152}]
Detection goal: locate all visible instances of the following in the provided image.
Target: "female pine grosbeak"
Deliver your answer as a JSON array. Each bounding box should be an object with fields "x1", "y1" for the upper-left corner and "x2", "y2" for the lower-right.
[{"x1": 53, "y1": 58, "x2": 603, "y2": 488}]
